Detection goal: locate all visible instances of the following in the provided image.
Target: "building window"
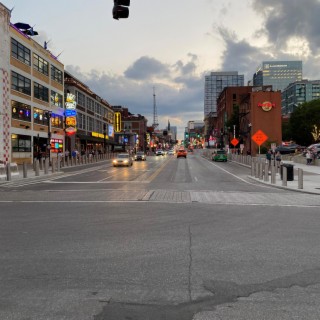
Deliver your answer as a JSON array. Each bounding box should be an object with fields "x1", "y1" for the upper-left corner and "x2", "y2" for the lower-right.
[
  {"x1": 33, "y1": 53, "x2": 49, "y2": 76},
  {"x1": 11, "y1": 134, "x2": 31, "y2": 152},
  {"x1": 87, "y1": 97, "x2": 94, "y2": 112},
  {"x1": 76, "y1": 91, "x2": 86, "y2": 107},
  {"x1": 87, "y1": 116, "x2": 94, "y2": 131},
  {"x1": 51, "y1": 90, "x2": 63, "y2": 107},
  {"x1": 51, "y1": 114, "x2": 63, "y2": 128},
  {"x1": 77, "y1": 112, "x2": 86, "y2": 130},
  {"x1": 34, "y1": 108, "x2": 50, "y2": 125},
  {"x1": 34, "y1": 82, "x2": 49, "y2": 102},
  {"x1": 11, "y1": 100, "x2": 31, "y2": 122},
  {"x1": 51, "y1": 65, "x2": 63, "y2": 84},
  {"x1": 11, "y1": 38, "x2": 31, "y2": 65},
  {"x1": 11, "y1": 71, "x2": 31, "y2": 95}
]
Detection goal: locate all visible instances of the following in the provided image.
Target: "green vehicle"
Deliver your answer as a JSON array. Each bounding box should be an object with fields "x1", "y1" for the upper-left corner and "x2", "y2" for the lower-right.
[{"x1": 212, "y1": 150, "x2": 227, "y2": 162}]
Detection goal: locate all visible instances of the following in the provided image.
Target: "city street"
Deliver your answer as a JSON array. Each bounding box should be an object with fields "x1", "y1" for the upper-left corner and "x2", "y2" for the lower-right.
[{"x1": 1, "y1": 150, "x2": 320, "y2": 320}]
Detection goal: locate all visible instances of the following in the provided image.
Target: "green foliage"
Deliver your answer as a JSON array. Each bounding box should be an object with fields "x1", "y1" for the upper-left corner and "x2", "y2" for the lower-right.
[
  {"x1": 288, "y1": 99, "x2": 320, "y2": 145},
  {"x1": 225, "y1": 105, "x2": 239, "y2": 135}
]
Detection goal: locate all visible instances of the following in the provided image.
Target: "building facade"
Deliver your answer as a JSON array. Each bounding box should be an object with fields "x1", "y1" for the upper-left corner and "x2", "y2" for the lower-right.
[
  {"x1": 112, "y1": 106, "x2": 148, "y2": 153},
  {"x1": 204, "y1": 71, "x2": 244, "y2": 117},
  {"x1": 64, "y1": 71, "x2": 114, "y2": 154},
  {"x1": 1, "y1": 3, "x2": 65, "y2": 164},
  {"x1": 216, "y1": 86, "x2": 282, "y2": 155},
  {"x1": 281, "y1": 80, "x2": 320, "y2": 115},
  {"x1": 253, "y1": 61, "x2": 303, "y2": 92}
]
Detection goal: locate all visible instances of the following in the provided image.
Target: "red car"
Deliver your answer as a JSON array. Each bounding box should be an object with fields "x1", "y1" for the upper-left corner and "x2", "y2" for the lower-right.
[{"x1": 177, "y1": 148, "x2": 187, "y2": 158}]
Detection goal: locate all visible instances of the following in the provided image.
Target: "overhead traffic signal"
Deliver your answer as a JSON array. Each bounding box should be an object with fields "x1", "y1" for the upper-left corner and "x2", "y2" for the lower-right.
[{"x1": 113, "y1": 0, "x2": 130, "y2": 20}]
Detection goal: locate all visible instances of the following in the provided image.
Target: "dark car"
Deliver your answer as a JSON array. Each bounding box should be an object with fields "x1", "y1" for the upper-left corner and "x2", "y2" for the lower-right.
[
  {"x1": 134, "y1": 152, "x2": 146, "y2": 161},
  {"x1": 274, "y1": 146, "x2": 296, "y2": 155}
]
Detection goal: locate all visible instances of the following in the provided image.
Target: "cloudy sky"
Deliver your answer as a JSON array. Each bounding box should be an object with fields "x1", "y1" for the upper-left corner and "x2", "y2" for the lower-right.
[{"x1": 3, "y1": 0, "x2": 320, "y2": 138}]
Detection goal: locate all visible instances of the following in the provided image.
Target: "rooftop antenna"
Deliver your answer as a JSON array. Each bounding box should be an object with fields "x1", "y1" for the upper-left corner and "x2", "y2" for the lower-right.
[
  {"x1": 152, "y1": 86, "x2": 159, "y2": 129},
  {"x1": 44, "y1": 39, "x2": 51, "y2": 49}
]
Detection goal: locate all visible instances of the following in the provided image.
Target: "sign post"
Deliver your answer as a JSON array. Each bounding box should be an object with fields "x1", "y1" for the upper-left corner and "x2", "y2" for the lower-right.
[{"x1": 251, "y1": 130, "x2": 268, "y2": 154}]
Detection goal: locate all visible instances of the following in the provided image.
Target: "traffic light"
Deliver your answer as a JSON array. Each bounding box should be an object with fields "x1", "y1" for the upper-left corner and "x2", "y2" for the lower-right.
[
  {"x1": 113, "y1": 0, "x2": 130, "y2": 20},
  {"x1": 185, "y1": 132, "x2": 189, "y2": 138}
]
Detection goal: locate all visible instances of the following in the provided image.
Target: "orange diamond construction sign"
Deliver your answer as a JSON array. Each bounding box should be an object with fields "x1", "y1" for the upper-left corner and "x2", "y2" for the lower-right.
[{"x1": 251, "y1": 130, "x2": 268, "y2": 146}]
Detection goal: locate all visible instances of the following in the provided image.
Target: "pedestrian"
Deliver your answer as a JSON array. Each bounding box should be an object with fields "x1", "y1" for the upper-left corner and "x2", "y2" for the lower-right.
[
  {"x1": 275, "y1": 151, "x2": 281, "y2": 168},
  {"x1": 306, "y1": 150, "x2": 312, "y2": 165}
]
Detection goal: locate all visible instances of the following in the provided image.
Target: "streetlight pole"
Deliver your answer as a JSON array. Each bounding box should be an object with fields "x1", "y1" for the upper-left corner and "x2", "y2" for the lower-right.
[
  {"x1": 103, "y1": 123, "x2": 106, "y2": 154},
  {"x1": 47, "y1": 111, "x2": 52, "y2": 164}
]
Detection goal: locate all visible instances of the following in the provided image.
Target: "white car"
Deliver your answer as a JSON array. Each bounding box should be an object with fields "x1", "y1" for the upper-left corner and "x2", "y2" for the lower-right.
[
  {"x1": 112, "y1": 153, "x2": 133, "y2": 167},
  {"x1": 156, "y1": 150, "x2": 164, "y2": 156}
]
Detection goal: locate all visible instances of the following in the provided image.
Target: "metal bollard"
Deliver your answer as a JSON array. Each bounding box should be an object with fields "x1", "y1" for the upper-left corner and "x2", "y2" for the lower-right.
[
  {"x1": 57, "y1": 156, "x2": 61, "y2": 172},
  {"x1": 23, "y1": 162, "x2": 28, "y2": 178},
  {"x1": 264, "y1": 162, "x2": 269, "y2": 182},
  {"x1": 271, "y1": 165, "x2": 276, "y2": 184},
  {"x1": 52, "y1": 158, "x2": 56, "y2": 173},
  {"x1": 35, "y1": 160, "x2": 40, "y2": 176},
  {"x1": 282, "y1": 166, "x2": 287, "y2": 186},
  {"x1": 298, "y1": 168, "x2": 303, "y2": 189},
  {"x1": 251, "y1": 160, "x2": 255, "y2": 176},
  {"x1": 39, "y1": 157, "x2": 44, "y2": 170},
  {"x1": 259, "y1": 162, "x2": 263, "y2": 180},
  {"x1": 44, "y1": 158, "x2": 49, "y2": 174},
  {"x1": 6, "y1": 163, "x2": 12, "y2": 181},
  {"x1": 255, "y1": 161, "x2": 259, "y2": 178}
]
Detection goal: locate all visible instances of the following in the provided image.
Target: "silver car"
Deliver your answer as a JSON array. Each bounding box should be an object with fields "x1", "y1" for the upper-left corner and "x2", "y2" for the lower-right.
[{"x1": 112, "y1": 153, "x2": 133, "y2": 167}]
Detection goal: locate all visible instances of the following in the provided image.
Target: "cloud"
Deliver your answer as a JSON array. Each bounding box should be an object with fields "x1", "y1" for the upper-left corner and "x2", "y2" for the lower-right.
[
  {"x1": 251, "y1": 0, "x2": 320, "y2": 55},
  {"x1": 66, "y1": 54, "x2": 205, "y2": 138},
  {"x1": 217, "y1": 0, "x2": 320, "y2": 81},
  {"x1": 124, "y1": 56, "x2": 170, "y2": 80}
]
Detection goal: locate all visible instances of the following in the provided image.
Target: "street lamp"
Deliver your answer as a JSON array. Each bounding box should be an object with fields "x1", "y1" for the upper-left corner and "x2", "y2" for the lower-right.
[
  {"x1": 47, "y1": 111, "x2": 52, "y2": 163},
  {"x1": 103, "y1": 123, "x2": 107, "y2": 154}
]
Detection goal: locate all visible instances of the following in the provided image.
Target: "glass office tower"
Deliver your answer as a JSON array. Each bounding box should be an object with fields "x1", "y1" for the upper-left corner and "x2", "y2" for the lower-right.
[
  {"x1": 204, "y1": 71, "x2": 244, "y2": 117},
  {"x1": 253, "y1": 61, "x2": 302, "y2": 92},
  {"x1": 281, "y1": 80, "x2": 320, "y2": 115}
]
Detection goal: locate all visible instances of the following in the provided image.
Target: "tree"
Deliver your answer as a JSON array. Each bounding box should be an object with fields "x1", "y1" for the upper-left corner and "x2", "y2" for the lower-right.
[{"x1": 288, "y1": 99, "x2": 320, "y2": 146}]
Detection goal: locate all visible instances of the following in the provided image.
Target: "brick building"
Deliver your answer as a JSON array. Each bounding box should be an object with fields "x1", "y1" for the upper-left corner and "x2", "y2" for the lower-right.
[{"x1": 216, "y1": 86, "x2": 282, "y2": 155}]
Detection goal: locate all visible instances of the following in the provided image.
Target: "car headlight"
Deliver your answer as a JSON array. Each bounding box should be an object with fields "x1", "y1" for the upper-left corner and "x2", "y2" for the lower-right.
[
  {"x1": 113, "y1": 160, "x2": 118, "y2": 163},
  {"x1": 124, "y1": 160, "x2": 128, "y2": 163}
]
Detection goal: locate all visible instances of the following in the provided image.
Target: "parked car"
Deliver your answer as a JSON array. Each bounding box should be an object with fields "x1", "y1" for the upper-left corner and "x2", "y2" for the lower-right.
[
  {"x1": 212, "y1": 150, "x2": 227, "y2": 162},
  {"x1": 112, "y1": 153, "x2": 133, "y2": 167},
  {"x1": 274, "y1": 145, "x2": 296, "y2": 155},
  {"x1": 134, "y1": 151, "x2": 146, "y2": 161},
  {"x1": 177, "y1": 148, "x2": 187, "y2": 158},
  {"x1": 303, "y1": 143, "x2": 320, "y2": 157}
]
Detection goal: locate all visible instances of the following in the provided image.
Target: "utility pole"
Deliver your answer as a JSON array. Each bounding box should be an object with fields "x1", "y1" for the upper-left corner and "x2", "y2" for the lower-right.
[{"x1": 152, "y1": 87, "x2": 159, "y2": 129}]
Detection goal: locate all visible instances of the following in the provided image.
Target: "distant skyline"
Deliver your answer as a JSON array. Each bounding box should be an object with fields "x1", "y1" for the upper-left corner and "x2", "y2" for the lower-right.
[{"x1": 2, "y1": 0, "x2": 320, "y2": 138}]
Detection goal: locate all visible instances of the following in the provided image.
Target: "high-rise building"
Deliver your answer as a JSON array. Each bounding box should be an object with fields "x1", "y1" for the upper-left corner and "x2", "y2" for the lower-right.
[
  {"x1": 204, "y1": 71, "x2": 244, "y2": 117},
  {"x1": 253, "y1": 61, "x2": 302, "y2": 92},
  {"x1": 281, "y1": 79, "x2": 320, "y2": 115}
]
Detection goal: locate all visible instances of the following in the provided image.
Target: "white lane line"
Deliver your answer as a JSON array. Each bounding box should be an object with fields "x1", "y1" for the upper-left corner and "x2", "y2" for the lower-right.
[
  {"x1": 194, "y1": 176, "x2": 198, "y2": 182},
  {"x1": 0, "y1": 200, "x2": 319, "y2": 207},
  {"x1": 45, "y1": 180, "x2": 150, "y2": 184}
]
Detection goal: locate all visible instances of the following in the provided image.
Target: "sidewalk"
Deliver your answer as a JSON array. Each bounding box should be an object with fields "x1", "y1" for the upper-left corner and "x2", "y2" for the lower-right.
[
  {"x1": 247, "y1": 160, "x2": 320, "y2": 195},
  {"x1": 0, "y1": 159, "x2": 111, "y2": 185}
]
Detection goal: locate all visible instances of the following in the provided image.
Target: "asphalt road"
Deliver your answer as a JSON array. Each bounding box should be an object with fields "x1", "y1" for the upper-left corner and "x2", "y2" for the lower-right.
[{"x1": 1, "y1": 150, "x2": 320, "y2": 320}]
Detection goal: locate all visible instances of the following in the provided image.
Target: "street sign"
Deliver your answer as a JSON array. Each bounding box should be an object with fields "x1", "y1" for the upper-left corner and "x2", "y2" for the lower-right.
[
  {"x1": 252, "y1": 130, "x2": 268, "y2": 146},
  {"x1": 231, "y1": 138, "x2": 239, "y2": 147}
]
